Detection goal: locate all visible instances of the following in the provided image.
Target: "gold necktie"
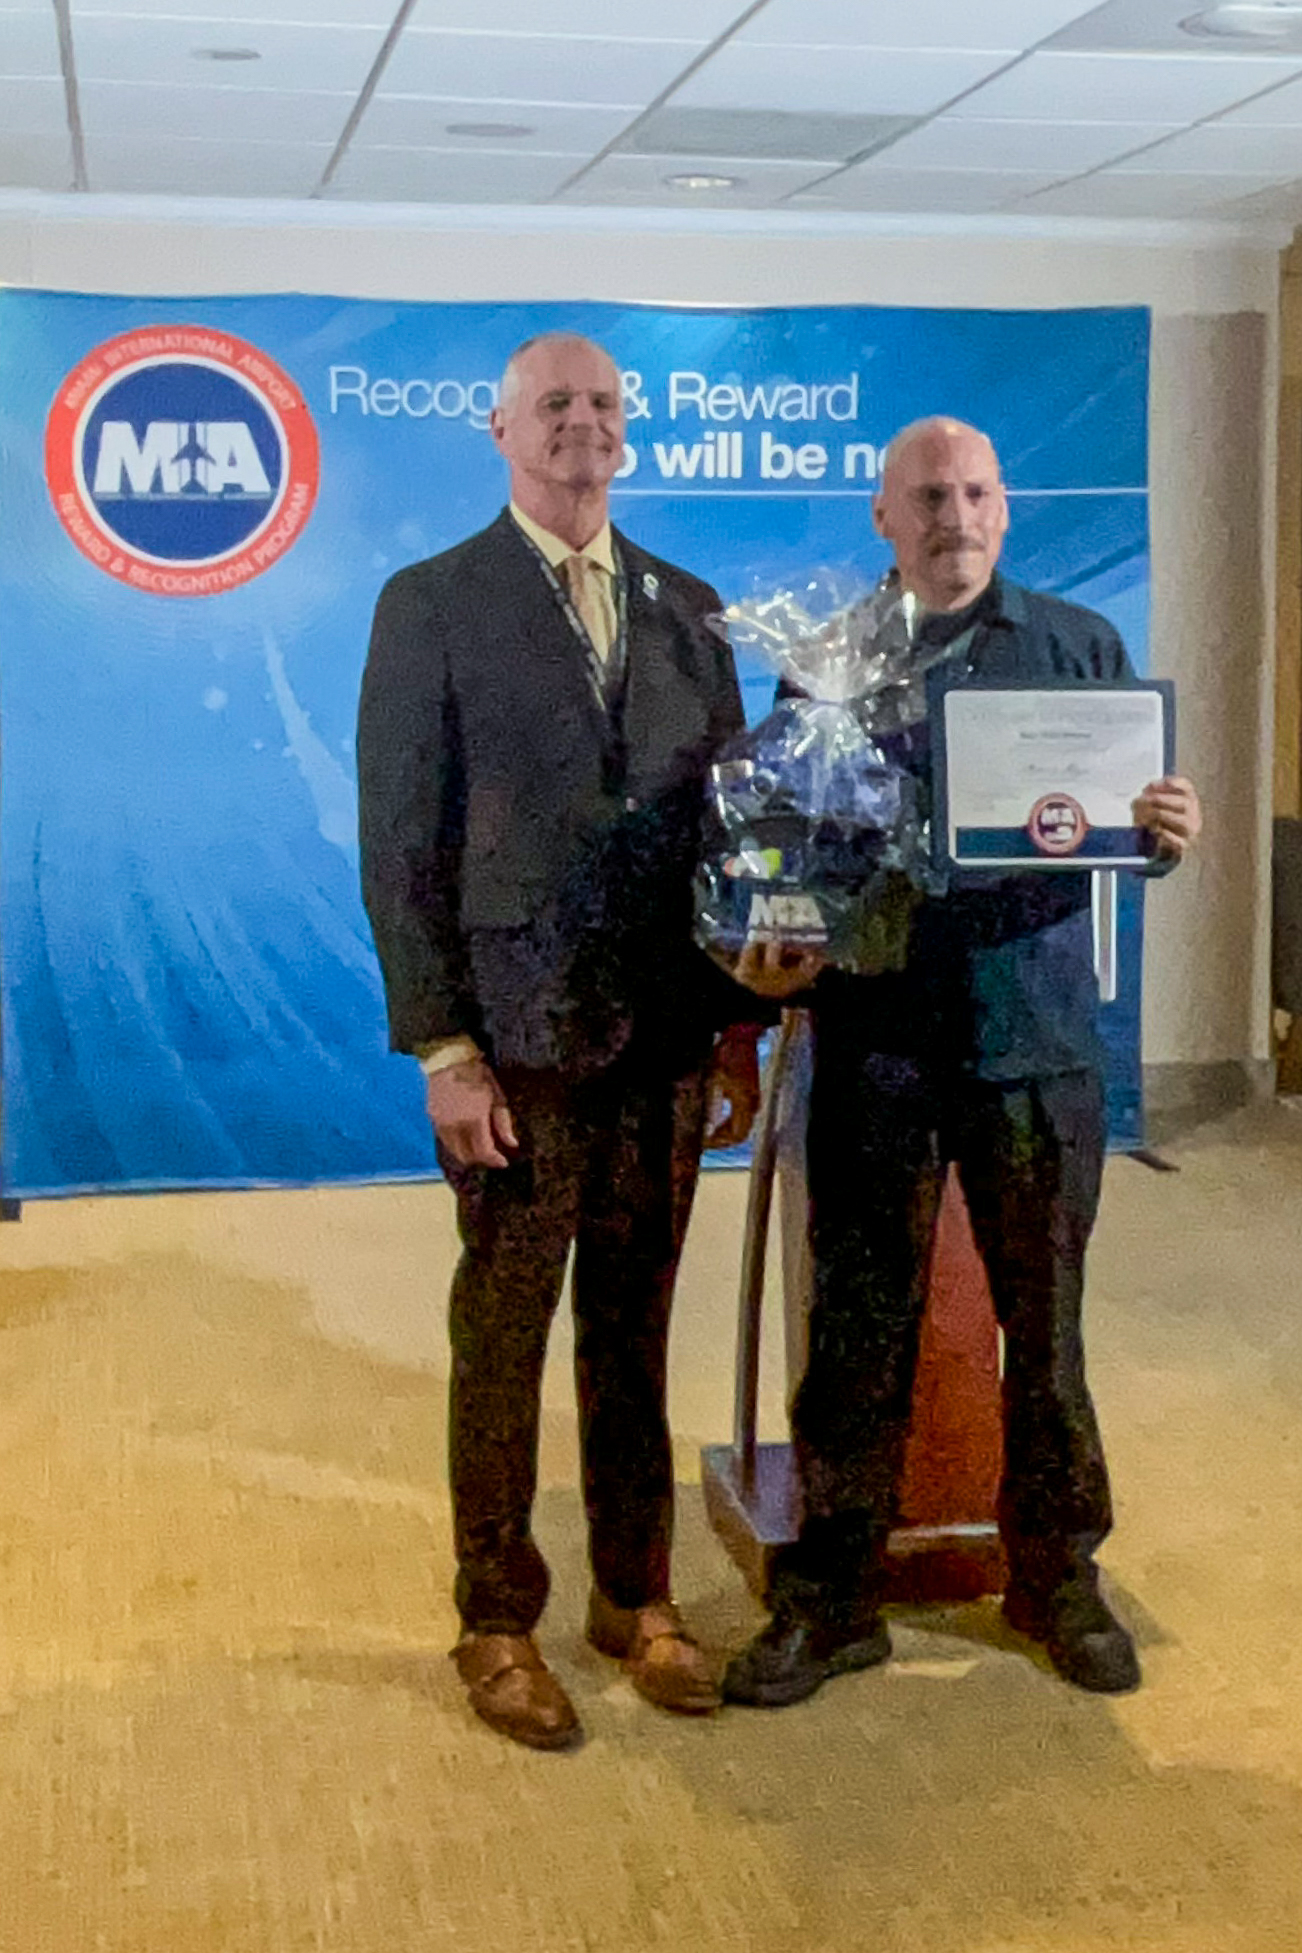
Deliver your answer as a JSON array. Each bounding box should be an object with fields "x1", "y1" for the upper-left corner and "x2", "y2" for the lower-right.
[{"x1": 561, "y1": 553, "x2": 612, "y2": 664}]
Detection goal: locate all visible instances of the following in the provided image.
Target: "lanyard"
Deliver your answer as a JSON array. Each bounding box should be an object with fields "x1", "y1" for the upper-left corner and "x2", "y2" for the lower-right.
[{"x1": 515, "y1": 528, "x2": 629, "y2": 715}]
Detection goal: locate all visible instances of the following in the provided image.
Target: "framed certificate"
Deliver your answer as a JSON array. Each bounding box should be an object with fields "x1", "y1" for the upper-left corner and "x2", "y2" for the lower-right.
[{"x1": 929, "y1": 676, "x2": 1175, "y2": 872}]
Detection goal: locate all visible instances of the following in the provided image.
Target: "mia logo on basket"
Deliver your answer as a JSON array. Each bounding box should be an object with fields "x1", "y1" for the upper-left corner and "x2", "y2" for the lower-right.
[
  {"x1": 45, "y1": 326, "x2": 319, "y2": 596},
  {"x1": 746, "y1": 890, "x2": 828, "y2": 939}
]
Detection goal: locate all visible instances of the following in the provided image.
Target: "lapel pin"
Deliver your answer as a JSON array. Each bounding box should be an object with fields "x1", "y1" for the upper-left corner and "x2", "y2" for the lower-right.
[{"x1": 642, "y1": 572, "x2": 659, "y2": 601}]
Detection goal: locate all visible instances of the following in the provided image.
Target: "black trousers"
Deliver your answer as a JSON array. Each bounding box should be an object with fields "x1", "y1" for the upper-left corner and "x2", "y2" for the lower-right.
[
  {"x1": 768, "y1": 1027, "x2": 1112, "y2": 1632},
  {"x1": 440, "y1": 1050, "x2": 707, "y2": 1635}
]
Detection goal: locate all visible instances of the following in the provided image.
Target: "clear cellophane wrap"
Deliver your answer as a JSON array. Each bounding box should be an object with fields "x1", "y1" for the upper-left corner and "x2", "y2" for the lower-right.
[{"x1": 695, "y1": 572, "x2": 947, "y2": 978}]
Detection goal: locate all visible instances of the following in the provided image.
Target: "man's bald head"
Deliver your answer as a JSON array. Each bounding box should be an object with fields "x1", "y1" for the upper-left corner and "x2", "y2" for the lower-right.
[
  {"x1": 875, "y1": 416, "x2": 1009, "y2": 612},
  {"x1": 880, "y1": 416, "x2": 999, "y2": 490},
  {"x1": 496, "y1": 333, "x2": 620, "y2": 414}
]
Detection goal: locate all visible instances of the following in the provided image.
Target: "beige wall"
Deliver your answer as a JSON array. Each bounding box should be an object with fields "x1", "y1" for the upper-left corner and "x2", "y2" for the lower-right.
[
  {"x1": 0, "y1": 199, "x2": 1282, "y2": 1072},
  {"x1": 1277, "y1": 241, "x2": 1302, "y2": 824},
  {"x1": 1147, "y1": 313, "x2": 1273, "y2": 1069}
]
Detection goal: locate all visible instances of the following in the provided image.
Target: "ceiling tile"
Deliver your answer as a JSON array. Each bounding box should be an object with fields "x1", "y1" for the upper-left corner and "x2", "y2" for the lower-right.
[
  {"x1": 80, "y1": 80, "x2": 356, "y2": 145},
  {"x1": 70, "y1": 0, "x2": 395, "y2": 17},
  {"x1": 624, "y1": 105, "x2": 918, "y2": 161},
  {"x1": 737, "y1": 1, "x2": 1096, "y2": 52},
  {"x1": 327, "y1": 145, "x2": 577, "y2": 200},
  {"x1": 69, "y1": 16, "x2": 386, "y2": 92},
  {"x1": 407, "y1": 0, "x2": 749, "y2": 35},
  {"x1": 0, "y1": 75, "x2": 69, "y2": 136},
  {"x1": 1217, "y1": 71, "x2": 1302, "y2": 122},
  {"x1": 792, "y1": 166, "x2": 1065, "y2": 212},
  {"x1": 1110, "y1": 121, "x2": 1302, "y2": 172},
  {"x1": 557, "y1": 150, "x2": 827, "y2": 205},
  {"x1": 0, "y1": 131, "x2": 75, "y2": 190},
  {"x1": 86, "y1": 134, "x2": 332, "y2": 195},
  {"x1": 381, "y1": 31, "x2": 698, "y2": 105},
  {"x1": 673, "y1": 44, "x2": 1015, "y2": 115},
  {"x1": 358, "y1": 95, "x2": 634, "y2": 151},
  {"x1": 1016, "y1": 167, "x2": 1290, "y2": 216},
  {"x1": 948, "y1": 49, "x2": 1302, "y2": 121},
  {"x1": 0, "y1": 6, "x2": 62, "y2": 75},
  {"x1": 855, "y1": 115, "x2": 1182, "y2": 172}
]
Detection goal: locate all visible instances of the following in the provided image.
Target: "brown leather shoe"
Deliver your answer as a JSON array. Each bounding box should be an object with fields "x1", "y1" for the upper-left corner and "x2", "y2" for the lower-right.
[
  {"x1": 586, "y1": 1592, "x2": 721, "y2": 1715},
  {"x1": 451, "y1": 1632, "x2": 582, "y2": 1751}
]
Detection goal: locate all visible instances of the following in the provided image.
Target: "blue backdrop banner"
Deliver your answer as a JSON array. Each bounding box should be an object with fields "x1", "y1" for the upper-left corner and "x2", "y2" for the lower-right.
[{"x1": 0, "y1": 292, "x2": 1150, "y2": 1197}]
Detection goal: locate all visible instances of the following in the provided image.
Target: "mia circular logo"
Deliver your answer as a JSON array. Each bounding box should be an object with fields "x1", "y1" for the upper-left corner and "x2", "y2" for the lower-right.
[
  {"x1": 46, "y1": 326, "x2": 319, "y2": 596},
  {"x1": 1028, "y1": 792, "x2": 1089, "y2": 857}
]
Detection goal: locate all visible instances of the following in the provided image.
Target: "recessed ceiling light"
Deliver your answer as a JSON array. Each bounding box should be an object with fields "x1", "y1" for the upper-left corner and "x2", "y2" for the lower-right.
[
  {"x1": 192, "y1": 46, "x2": 262, "y2": 61},
  {"x1": 1180, "y1": 4, "x2": 1302, "y2": 40},
  {"x1": 666, "y1": 172, "x2": 740, "y2": 191},
  {"x1": 445, "y1": 121, "x2": 537, "y2": 138}
]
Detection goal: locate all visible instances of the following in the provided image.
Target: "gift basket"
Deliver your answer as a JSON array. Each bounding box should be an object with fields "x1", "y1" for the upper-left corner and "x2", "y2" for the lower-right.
[{"x1": 695, "y1": 572, "x2": 949, "y2": 978}]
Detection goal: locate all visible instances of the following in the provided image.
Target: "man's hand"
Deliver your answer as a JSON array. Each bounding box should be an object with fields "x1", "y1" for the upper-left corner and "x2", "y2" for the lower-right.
[
  {"x1": 426, "y1": 1058, "x2": 518, "y2": 1169},
  {"x1": 734, "y1": 938, "x2": 827, "y2": 1000},
  {"x1": 1133, "y1": 775, "x2": 1202, "y2": 860},
  {"x1": 704, "y1": 1025, "x2": 762, "y2": 1150}
]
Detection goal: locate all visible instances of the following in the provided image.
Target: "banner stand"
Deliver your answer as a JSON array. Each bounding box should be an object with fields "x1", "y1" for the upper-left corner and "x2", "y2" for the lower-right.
[
  {"x1": 0, "y1": 830, "x2": 21, "y2": 1220},
  {"x1": 0, "y1": 292, "x2": 1150, "y2": 1198}
]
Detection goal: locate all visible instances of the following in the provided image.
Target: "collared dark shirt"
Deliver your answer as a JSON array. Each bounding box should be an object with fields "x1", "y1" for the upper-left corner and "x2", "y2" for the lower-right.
[{"x1": 817, "y1": 572, "x2": 1150, "y2": 1082}]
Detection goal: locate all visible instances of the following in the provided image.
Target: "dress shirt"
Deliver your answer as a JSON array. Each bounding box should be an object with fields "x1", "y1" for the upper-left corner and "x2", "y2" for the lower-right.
[{"x1": 510, "y1": 503, "x2": 617, "y2": 663}]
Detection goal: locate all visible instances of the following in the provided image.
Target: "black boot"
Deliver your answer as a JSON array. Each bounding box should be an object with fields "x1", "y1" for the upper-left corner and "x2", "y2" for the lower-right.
[
  {"x1": 723, "y1": 1608, "x2": 891, "y2": 1709},
  {"x1": 1003, "y1": 1575, "x2": 1140, "y2": 1694}
]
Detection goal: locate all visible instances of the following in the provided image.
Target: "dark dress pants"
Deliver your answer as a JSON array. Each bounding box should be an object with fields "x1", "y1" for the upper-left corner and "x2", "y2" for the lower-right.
[
  {"x1": 768, "y1": 1028, "x2": 1113, "y2": 1632},
  {"x1": 440, "y1": 1049, "x2": 707, "y2": 1635}
]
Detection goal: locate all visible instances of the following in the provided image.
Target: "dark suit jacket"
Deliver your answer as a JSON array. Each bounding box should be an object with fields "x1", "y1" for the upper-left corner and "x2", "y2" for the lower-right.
[
  {"x1": 815, "y1": 574, "x2": 1171, "y2": 1082},
  {"x1": 357, "y1": 509, "x2": 747, "y2": 1074}
]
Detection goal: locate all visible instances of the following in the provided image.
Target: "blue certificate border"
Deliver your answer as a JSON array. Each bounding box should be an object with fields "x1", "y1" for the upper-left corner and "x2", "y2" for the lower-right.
[{"x1": 927, "y1": 675, "x2": 1176, "y2": 875}]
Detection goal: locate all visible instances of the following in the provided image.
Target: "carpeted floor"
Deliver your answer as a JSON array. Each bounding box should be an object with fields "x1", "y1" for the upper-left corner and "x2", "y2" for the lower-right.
[{"x1": 0, "y1": 1102, "x2": 1299, "y2": 1952}]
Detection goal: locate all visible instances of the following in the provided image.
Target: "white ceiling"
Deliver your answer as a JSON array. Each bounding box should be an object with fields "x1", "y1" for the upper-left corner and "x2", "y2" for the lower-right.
[{"x1": 3, "y1": 0, "x2": 1302, "y2": 230}]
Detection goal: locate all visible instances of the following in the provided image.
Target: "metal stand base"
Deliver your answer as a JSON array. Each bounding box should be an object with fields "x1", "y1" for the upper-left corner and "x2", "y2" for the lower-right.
[{"x1": 701, "y1": 1443, "x2": 1005, "y2": 1605}]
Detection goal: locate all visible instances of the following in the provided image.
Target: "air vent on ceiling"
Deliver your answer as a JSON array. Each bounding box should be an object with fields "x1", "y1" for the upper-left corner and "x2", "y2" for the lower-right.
[
  {"x1": 1181, "y1": 2, "x2": 1302, "y2": 40},
  {"x1": 620, "y1": 107, "x2": 919, "y2": 164}
]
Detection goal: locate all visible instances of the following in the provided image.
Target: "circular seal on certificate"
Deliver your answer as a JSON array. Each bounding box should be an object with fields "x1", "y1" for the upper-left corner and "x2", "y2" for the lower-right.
[
  {"x1": 1028, "y1": 792, "x2": 1090, "y2": 857},
  {"x1": 45, "y1": 325, "x2": 319, "y2": 596}
]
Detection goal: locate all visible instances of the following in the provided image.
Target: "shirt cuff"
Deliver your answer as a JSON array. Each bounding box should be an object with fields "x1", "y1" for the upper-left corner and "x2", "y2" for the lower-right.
[{"x1": 414, "y1": 1035, "x2": 484, "y2": 1076}]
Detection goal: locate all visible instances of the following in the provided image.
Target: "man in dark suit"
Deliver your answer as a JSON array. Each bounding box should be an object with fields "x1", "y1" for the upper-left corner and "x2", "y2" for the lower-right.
[
  {"x1": 724, "y1": 417, "x2": 1202, "y2": 1708},
  {"x1": 357, "y1": 332, "x2": 760, "y2": 1751}
]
